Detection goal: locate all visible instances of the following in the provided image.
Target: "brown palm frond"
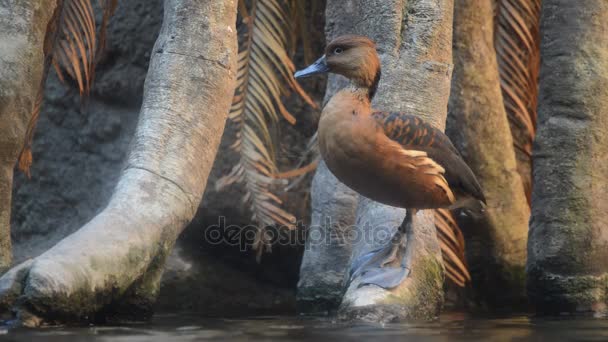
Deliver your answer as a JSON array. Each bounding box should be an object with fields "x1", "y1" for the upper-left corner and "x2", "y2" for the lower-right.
[
  {"x1": 98, "y1": 0, "x2": 118, "y2": 61},
  {"x1": 495, "y1": 0, "x2": 541, "y2": 205},
  {"x1": 218, "y1": 0, "x2": 318, "y2": 254},
  {"x1": 283, "y1": 131, "x2": 320, "y2": 191},
  {"x1": 275, "y1": 159, "x2": 319, "y2": 179},
  {"x1": 18, "y1": 0, "x2": 118, "y2": 176},
  {"x1": 435, "y1": 209, "x2": 471, "y2": 287},
  {"x1": 290, "y1": 0, "x2": 317, "y2": 65}
]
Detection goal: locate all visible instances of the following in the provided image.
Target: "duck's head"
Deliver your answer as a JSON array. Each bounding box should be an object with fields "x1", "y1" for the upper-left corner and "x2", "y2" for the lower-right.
[{"x1": 295, "y1": 35, "x2": 381, "y2": 91}]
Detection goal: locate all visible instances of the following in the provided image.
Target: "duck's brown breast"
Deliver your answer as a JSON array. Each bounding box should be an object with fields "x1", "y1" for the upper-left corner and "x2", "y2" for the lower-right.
[
  {"x1": 319, "y1": 113, "x2": 378, "y2": 195},
  {"x1": 318, "y1": 90, "x2": 379, "y2": 197},
  {"x1": 318, "y1": 91, "x2": 455, "y2": 209}
]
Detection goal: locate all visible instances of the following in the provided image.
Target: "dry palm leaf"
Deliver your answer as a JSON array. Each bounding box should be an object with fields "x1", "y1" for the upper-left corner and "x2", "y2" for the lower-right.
[
  {"x1": 290, "y1": 0, "x2": 318, "y2": 65},
  {"x1": 217, "y1": 0, "x2": 318, "y2": 254},
  {"x1": 495, "y1": 0, "x2": 541, "y2": 205},
  {"x1": 435, "y1": 209, "x2": 471, "y2": 287},
  {"x1": 18, "y1": 0, "x2": 118, "y2": 177},
  {"x1": 281, "y1": 131, "x2": 320, "y2": 191}
]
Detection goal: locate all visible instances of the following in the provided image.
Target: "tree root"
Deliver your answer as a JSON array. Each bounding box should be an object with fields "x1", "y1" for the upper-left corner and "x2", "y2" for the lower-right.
[{"x1": 0, "y1": 0, "x2": 237, "y2": 326}]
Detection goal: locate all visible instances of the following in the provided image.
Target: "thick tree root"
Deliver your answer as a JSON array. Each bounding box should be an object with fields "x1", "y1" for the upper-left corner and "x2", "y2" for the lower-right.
[
  {"x1": 0, "y1": 0, "x2": 237, "y2": 326},
  {"x1": 338, "y1": 207, "x2": 444, "y2": 323},
  {"x1": 0, "y1": 169, "x2": 191, "y2": 324}
]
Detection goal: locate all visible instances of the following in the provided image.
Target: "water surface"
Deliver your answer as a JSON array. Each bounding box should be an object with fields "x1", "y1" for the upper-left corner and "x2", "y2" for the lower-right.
[{"x1": 2, "y1": 313, "x2": 607, "y2": 341}]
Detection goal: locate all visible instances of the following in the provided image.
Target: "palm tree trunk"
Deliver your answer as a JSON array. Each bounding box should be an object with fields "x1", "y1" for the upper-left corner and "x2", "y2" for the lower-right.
[
  {"x1": 447, "y1": 0, "x2": 530, "y2": 308},
  {"x1": 0, "y1": 0, "x2": 237, "y2": 325},
  {"x1": 0, "y1": 0, "x2": 59, "y2": 275},
  {"x1": 527, "y1": 0, "x2": 608, "y2": 315},
  {"x1": 298, "y1": 0, "x2": 453, "y2": 322}
]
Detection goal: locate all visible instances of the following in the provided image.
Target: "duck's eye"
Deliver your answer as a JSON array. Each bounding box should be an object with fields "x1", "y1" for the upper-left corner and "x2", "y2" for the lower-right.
[{"x1": 333, "y1": 47, "x2": 344, "y2": 54}]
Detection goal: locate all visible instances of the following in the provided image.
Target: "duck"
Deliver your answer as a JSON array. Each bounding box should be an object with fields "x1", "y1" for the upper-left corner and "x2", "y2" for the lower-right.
[{"x1": 294, "y1": 35, "x2": 486, "y2": 289}]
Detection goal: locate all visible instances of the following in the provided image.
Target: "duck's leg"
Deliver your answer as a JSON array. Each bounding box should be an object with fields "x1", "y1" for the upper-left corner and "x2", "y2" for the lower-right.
[{"x1": 350, "y1": 209, "x2": 416, "y2": 289}]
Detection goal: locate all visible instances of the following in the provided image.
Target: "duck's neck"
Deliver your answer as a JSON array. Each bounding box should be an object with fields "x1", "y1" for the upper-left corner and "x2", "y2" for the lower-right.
[
  {"x1": 350, "y1": 68, "x2": 381, "y2": 102},
  {"x1": 368, "y1": 68, "x2": 381, "y2": 100}
]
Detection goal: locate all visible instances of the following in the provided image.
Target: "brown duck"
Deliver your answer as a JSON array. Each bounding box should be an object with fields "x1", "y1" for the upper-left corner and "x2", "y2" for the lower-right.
[{"x1": 295, "y1": 35, "x2": 486, "y2": 289}]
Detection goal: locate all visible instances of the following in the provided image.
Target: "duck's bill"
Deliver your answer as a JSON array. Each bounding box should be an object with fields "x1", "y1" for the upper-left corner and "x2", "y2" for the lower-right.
[{"x1": 294, "y1": 55, "x2": 330, "y2": 78}]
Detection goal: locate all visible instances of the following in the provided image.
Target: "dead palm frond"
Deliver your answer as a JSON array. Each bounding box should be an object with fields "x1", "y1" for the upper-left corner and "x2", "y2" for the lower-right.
[
  {"x1": 217, "y1": 0, "x2": 318, "y2": 254},
  {"x1": 495, "y1": 0, "x2": 541, "y2": 205},
  {"x1": 18, "y1": 0, "x2": 118, "y2": 177},
  {"x1": 290, "y1": 0, "x2": 318, "y2": 65},
  {"x1": 435, "y1": 209, "x2": 470, "y2": 287}
]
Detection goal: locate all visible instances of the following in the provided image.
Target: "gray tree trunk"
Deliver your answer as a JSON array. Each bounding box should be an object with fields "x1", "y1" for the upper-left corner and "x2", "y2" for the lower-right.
[
  {"x1": 447, "y1": 0, "x2": 529, "y2": 308},
  {"x1": 297, "y1": 160, "x2": 359, "y2": 314},
  {"x1": 0, "y1": 0, "x2": 237, "y2": 325},
  {"x1": 297, "y1": 0, "x2": 453, "y2": 322},
  {"x1": 0, "y1": 0, "x2": 59, "y2": 275},
  {"x1": 527, "y1": 0, "x2": 608, "y2": 316}
]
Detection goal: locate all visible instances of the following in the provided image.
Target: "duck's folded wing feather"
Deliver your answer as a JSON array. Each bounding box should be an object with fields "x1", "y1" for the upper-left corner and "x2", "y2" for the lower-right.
[
  {"x1": 376, "y1": 137, "x2": 456, "y2": 207},
  {"x1": 372, "y1": 111, "x2": 459, "y2": 155},
  {"x1": 372, "y1": 111, "x2": 486, "y2": 204}
]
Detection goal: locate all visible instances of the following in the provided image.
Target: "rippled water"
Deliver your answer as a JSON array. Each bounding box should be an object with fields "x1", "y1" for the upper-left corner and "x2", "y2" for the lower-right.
[{"x1": 2, "y1": 313, "x2": 608, "y2": 341}]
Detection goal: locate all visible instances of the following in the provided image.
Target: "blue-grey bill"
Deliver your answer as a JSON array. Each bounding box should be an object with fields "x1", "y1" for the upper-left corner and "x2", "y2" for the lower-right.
[{"x1": 294, "y1": 55, "x2": 329, "y2": 78}]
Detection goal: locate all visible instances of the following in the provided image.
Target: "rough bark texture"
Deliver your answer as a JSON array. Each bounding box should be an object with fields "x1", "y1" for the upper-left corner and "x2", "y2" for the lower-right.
[
  {"x1": 296, "y1": 160, "x2": 358, "y2": 314},
  {"x1": 527, "y1": 0, "x2": 608, "y2": 316},
  {"x1": 0, "y1": 0, "x2": 58, "y2": 275},
  {"x1": 446, "y1": 0, "x2": 529, "y2": 309},
  {"x1": 297, "y1": 0, "x2": 453, "y2": 322},
  {"x1": 0, "y1": 0, "x2": 237, "y2": 324}
]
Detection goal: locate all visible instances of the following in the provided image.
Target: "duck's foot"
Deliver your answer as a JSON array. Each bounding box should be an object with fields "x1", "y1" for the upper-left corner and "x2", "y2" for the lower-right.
[{"x1": 349, "y1": 209, "x2": 415, "y2": 289}]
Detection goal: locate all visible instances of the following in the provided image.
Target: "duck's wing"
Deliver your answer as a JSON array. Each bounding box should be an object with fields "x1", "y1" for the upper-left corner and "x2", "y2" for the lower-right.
[
  {"x1": 372, "y1": 111, "x2": 460, "y2": 155},
  {"x1": 372, "y1": 111, "x2": 486, "y2": 204}
]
